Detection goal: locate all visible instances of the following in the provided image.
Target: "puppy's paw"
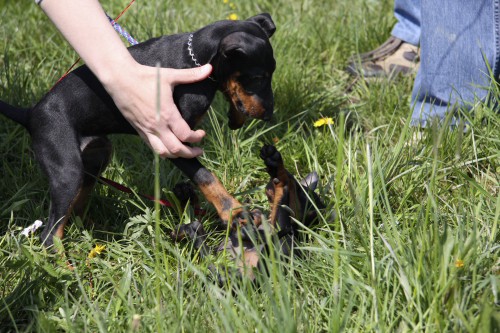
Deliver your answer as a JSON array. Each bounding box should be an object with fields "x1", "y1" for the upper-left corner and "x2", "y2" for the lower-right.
[
  {"x1": 259, "y1": 144, "x2": 283, "y2": 171},
  {"x1": 230, "y1": 208, "x2": 263, "y2": 228},
  {"x1": 230, "y1": 208, "x2": 266, "y2": 242},
  {"x1": 170, "y1": 221, "x2": 205, "y2": 242}
]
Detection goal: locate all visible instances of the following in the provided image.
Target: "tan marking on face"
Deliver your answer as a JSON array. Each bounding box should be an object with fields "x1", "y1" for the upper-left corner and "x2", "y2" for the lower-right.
[
  {"x1": 223, "y1": 75, "x2": 267, "y2": 119},
  {"x1": 228, "y1": 103, "x2": 248, "y2": 129}
]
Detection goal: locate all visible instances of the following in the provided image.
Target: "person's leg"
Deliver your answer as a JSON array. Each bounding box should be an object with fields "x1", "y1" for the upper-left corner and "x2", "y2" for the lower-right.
[
  {"x1": 410, "y1": 0, "x2": 500, "y2": 127},
  {"x1": 347, "y1": 0, "x2": 421, "y2": 78},
  {"x1": 391, "y1": 0, "x2": 421, "y2": 46}
]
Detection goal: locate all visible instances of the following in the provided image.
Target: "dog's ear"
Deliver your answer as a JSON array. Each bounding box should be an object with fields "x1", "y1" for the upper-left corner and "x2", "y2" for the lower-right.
[
  {"x1": 220, "y1": 32, "x2": 246, "y2": 59},
  {"x1": 221, "y1": 43, "x2": 246, "y2": 59},
  {"x1": 300, "y1": 172, "x2": 319, "y2": 191},
  {"x1": 247, "y1": 13, "x2": 276, "y2": 38}
]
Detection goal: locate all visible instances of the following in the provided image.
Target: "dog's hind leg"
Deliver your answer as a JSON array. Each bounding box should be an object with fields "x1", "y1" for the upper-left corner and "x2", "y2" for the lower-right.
[
  {"x1": 33, "y1": 134, "x2": 106, "y2": 248},
  {"x1": 73, "y1": 136, "x2": 112, "y2": 217},
  {"x1": 37, "y1": 153, "x2": 83, "y2": 246}
]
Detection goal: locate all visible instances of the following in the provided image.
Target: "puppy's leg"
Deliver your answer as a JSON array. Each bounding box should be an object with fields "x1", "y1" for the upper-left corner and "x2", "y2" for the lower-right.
[
  {"x1": 260, "y1": 145, "x2": 325, "y2": 253},
  {"x1": 33, "y1": 134, "x2": 86, "y2": 248},
  {"x1": 171, "y1": 158, "x2": 248, "y2": 227},
  {"x1": 73, "y1": 137, "x2": 112, "y2": 216},
  {"x1": 259, "y1": 145, "x2": 298, "y2": 228}
]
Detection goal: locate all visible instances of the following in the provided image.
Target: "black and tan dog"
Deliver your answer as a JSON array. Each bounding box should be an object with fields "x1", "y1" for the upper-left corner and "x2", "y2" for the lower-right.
[
  {"x1": 171, "y1": 144, "x2": 325, "y2": 282},
  {"x1": 0, "y1": 14, "x2": 276, "y2": 247}
]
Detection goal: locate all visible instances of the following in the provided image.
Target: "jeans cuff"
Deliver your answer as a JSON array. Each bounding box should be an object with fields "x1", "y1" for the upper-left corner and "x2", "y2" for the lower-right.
[{"x1": 391, "y1": 25, "x2": 420, "y2": 47}]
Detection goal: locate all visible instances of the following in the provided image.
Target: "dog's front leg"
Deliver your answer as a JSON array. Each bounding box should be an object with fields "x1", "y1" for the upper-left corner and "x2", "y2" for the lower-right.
[
  {"x1": 259, "y1": 145, "x2": 298, "y2": 228},
  {"x1": 171, "y1": 158, "x2": 246, "y2": 227}
]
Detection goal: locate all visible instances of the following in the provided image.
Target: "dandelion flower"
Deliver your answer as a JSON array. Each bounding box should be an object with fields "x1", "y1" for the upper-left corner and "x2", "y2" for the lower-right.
[
  {"x1": 223, "y1": 0, "x2": 229, "y2": 3},
  {"x1": 88, "y1": 244, "x2": 106, "y2": 258},
  {"x1": 313, "y1": 117, "x2": 334, "y2": 127},
  {"x1": 228, "y1": 13, "x2": 238, "y2": 20}
]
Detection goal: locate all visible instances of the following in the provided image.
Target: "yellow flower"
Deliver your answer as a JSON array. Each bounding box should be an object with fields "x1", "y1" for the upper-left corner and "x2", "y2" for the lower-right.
[
  {"x1": 88, "y1": 244, "x2": 106, "y2": 258},
  {"x1": 455, "y1": 259, "x2": 464, "y2": 268},
  {"x1": 229, "y1": 2, "x2": 236, "y2": 9},
  {"x1": 313, "y1": 117, "x2": 334, "y2": 127},
  {"x1": 228, "y1": 13, "x2": 238, "y2": 20},
  {"x1": 223, "y1": 0, "x2": 229, "y2": 3}
]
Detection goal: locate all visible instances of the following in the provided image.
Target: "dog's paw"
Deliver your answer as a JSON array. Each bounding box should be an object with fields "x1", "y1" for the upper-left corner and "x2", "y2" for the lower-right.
[
  {"x1": 260, "y1": 144, "x2": 283, "y2": 171},
  {"x1": 170, "y1": 221, "x2": 205, "y2": 242},
  {"x1": 230, "y1": 208, "x2": 266, "y2": 241},
  {"x1": 230, "y1": 209, "x2": 263, "y2": 228}
]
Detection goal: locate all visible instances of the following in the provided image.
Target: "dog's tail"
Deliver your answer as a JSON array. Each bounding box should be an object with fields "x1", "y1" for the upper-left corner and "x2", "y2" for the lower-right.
[{"x1": 0, "y1": 100, "x2": 30, "y2": 128}]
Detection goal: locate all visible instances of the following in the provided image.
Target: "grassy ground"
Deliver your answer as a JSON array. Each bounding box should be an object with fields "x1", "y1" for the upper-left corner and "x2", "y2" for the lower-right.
[{"x1": 1, "y1": 0, "x2": 499, "y2": 332}]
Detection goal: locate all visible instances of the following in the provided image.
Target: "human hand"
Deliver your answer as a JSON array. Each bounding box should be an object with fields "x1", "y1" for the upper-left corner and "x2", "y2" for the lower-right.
[{"x1": 103, "y1": 63, "x2": 212, "y2": 158}]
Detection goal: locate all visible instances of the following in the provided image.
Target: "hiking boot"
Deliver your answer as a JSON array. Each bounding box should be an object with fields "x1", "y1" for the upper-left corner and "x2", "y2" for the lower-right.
[{"x1": 346, "y1": 36, "x2": 419, "y2": 78}]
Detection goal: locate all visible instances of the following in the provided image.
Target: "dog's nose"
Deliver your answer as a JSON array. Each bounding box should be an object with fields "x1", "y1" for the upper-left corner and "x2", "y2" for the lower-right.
[{"x1": 262, "y1": 107, "x2": 273, "y2": 121}]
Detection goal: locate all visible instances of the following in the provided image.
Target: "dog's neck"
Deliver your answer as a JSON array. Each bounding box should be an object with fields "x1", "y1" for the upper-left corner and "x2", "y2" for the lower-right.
[
  {"x1": 186, "y1": 31, "x2": 218, "y2": 76},
  {"x1": 187, "y1": 22, "x2": 267, "y2": 83},
  {"x1": 187, "y1": 34, "x2": 203, "y2": 67},
  {"x1": 187, "y1": 33, "x2": 218, "y2": 83}
]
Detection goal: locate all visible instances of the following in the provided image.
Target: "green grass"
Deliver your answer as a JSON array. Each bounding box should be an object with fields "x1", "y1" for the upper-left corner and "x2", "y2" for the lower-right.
[{"x1": 1, "y1": 0, "x2": 499, "y2": 332}]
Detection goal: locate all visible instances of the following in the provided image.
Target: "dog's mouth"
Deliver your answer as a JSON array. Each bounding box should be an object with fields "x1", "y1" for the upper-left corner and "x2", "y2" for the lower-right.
[
  {"x1": 226, "y1": 94, "x2": 273, "y2": 129},
  {"x1": 223, "y1": 77, "x2": 272, "y2": 129},
  {"x1": 228, "y1": 102, "x2": 248, "y2": 129}
]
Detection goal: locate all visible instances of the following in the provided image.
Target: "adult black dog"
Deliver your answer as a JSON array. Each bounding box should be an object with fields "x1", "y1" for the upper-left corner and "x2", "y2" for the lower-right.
[{"x1": 0, "y1": 14, "x2": 276, "y2": 247}]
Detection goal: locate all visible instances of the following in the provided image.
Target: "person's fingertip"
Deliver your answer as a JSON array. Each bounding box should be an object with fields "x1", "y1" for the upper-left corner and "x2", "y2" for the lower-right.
[
  {"x1": 184, "y1": 147, "x2": 203, "y2": 159},
  {"x1": 192, "y1": 147, "x2": 204, "y2": 157},
  {"x1": 182, "y1": 130, "x2": 205, "y2": 144},
  {"x1": 199, "y1": 64, "x2": 213, "y2": 76},
  {"x1": 195, "y1": 129, "x2": 206, "y2": 138}
]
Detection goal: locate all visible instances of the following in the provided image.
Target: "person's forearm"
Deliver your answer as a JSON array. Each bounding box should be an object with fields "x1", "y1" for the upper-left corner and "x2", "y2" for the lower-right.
[
  {"x1": 39, "y1": 0, "x2": 134, "y2": 85},
  {"x1": 38, "y1": 0, "x2": 211, "y2": 159}
]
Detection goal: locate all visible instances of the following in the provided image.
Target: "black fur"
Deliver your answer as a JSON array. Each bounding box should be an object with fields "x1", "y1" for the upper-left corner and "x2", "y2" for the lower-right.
[{"x1": 0, "y1": 14, "x2": 276, "y2": 247}]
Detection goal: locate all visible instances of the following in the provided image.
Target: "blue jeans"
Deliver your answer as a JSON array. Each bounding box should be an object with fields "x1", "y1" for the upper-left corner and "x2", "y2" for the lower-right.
[
  {"x1": 391, "y1": 0, "x2": 421, "y2": 46},
  {"x1": 411, "y1": 0, "x2": 500, "y2": 126}
]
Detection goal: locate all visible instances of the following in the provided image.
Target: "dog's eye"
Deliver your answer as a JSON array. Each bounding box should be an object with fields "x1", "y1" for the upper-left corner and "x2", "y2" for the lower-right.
[
  {"x1": 252, "y1": 75, "x2": 265, "y2": 82},
  {"x1": 238, "y1": 75, "x2": 268, "y2": 93}
]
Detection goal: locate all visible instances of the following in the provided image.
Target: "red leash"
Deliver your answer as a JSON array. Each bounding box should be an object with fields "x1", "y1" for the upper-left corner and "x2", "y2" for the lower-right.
[{"x1": 99, "y1": 176, "x2": 207, "y2": 216}]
